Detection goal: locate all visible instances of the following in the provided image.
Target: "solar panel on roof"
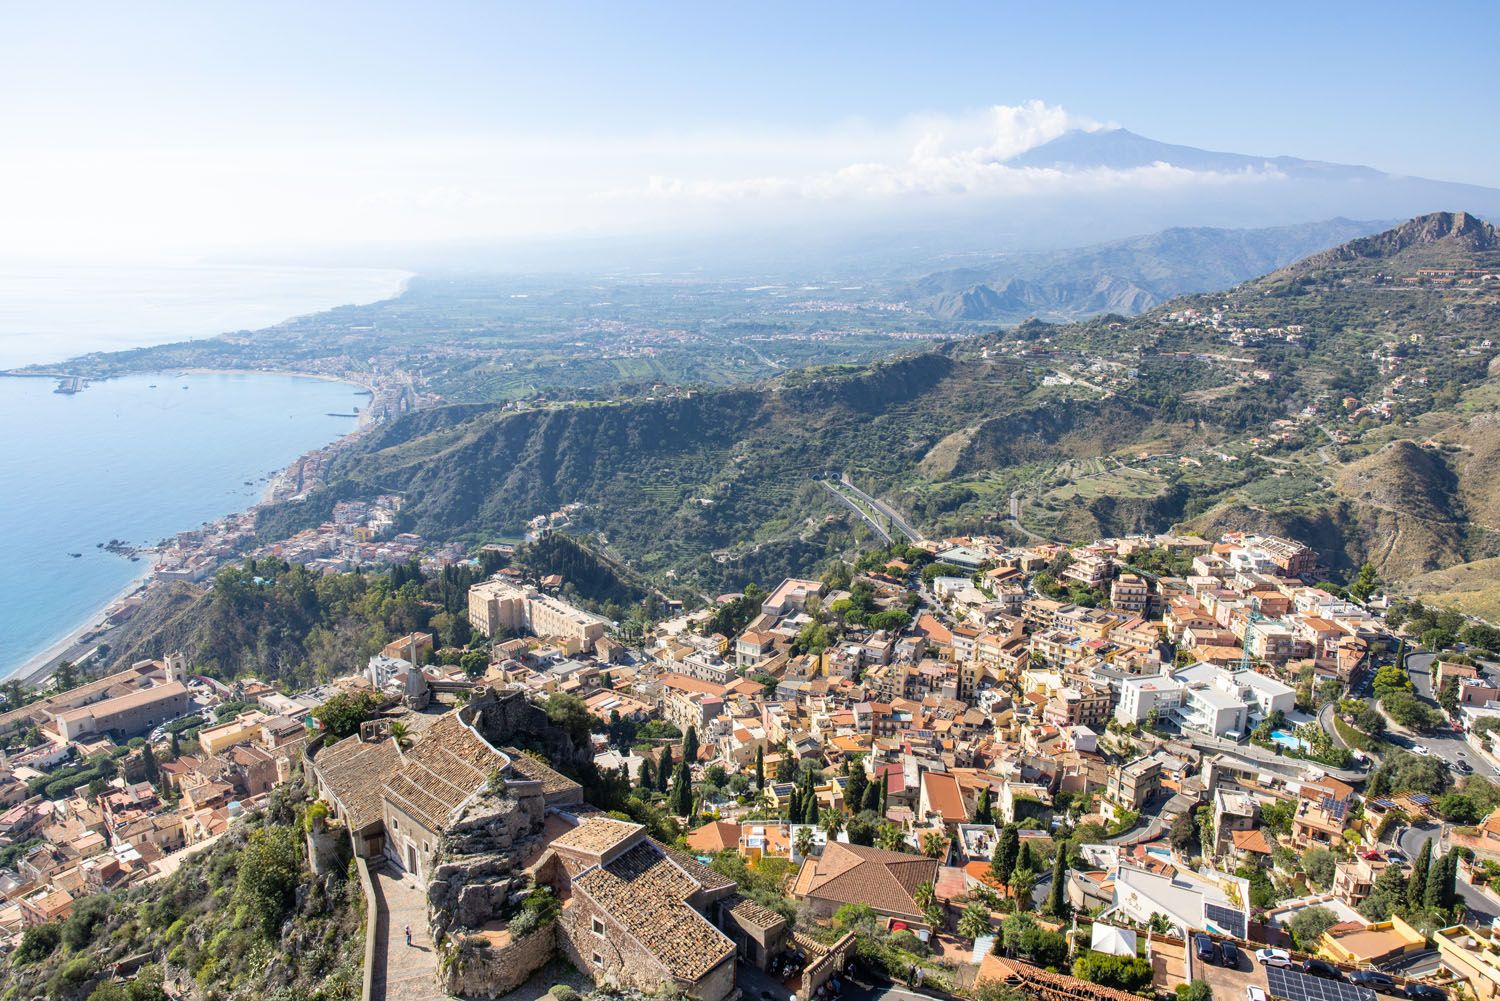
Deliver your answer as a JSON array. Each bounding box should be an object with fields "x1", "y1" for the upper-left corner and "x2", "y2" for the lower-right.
[
  {"x1": 1325, "y1": 798, "x2": 1348, "y2": 822},
  {"x1": 1265, "y1": 967, "x2": 1376, "y2": 1001},
  {"x1": 1204, "y1": 902, "x2": 1246, "y2": 939},
  {"x1": 1409, "y1": 794, "x2": 1432, "y2": 806},
  {"x1": 1373, "y1": 799, "x2": 1396, "y2": 809}
]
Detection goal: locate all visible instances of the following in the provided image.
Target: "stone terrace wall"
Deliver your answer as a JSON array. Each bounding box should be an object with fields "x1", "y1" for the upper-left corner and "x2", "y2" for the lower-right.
[{"x1": 439, "y1": 923, "x2": 556, "y2": 999}]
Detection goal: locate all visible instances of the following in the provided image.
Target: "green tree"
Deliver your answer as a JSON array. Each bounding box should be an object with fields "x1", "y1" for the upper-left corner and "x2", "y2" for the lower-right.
[
  {"x1": 657, "y1": 745, "x2": 673, "y2": 793},
  {"x1": 1044, "y1": 847, "x2": 1070, "y2": 920},
  {"x1": 875, "y1": 822, "x2": 905, "y2": 852},
  {"x1": 140, "y1": 742, "x2": 159, "y2": 784},
  {"x1": 1071, "y1": 951, "x2": 1152, "y2": 991},
  {"x1": 922, "y1": 831, "x2": 949, "y2": 860},
  {"x1": 958, "y1": 901, "x2": 992, "y2": 941},
  {"x1": 754, "y1": 745, "x2": 764, "y2": 791},
  {"x1": 1288, "y1": 906, "x2": 1339, "y2": 950},
  {"x1": 236, "y1": 825, "x2": 302, "y2": 938},
  {"x1": 1408, "y1": 839, "x2": 1433, "y2": 911},
  {"x1": 1302, "y1": 847, "x2": 1337, "y2": 890},
  {"x1": 543, "y1": 692, "x2": 593, "y2": 742},
  {"x1": 973, "y1": 786, "x2": 993, "y2": 825},
  {"x1": 1176, "y1": 980, "x2": 1213, "y2": 1001},
  {"x1": 682, "y1": 725, "x2": 699, "y2": 765},
  {"x1": 311, "y1": 691, "x2": 380, "y2": 739},
  {"x1": 670, "y1": 762, "x2": 693, "y2": 817},
  {"x1": 991, "y1": 825, "x2": 1019, "y2": 886},
  {"x1": 637, "y1": 756, "x2": 654, "y2": 792}
]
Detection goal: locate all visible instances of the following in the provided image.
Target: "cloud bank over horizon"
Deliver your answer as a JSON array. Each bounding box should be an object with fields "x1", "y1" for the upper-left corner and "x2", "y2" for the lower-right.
[{"x1": 0, "y1": 101, "x2": 1301, "y2": 263}]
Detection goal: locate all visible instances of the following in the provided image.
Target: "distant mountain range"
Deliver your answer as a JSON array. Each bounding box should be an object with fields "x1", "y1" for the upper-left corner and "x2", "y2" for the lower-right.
[
  {"x1": 908, "y1": 218, "x2": 1391, "y2": 321},
  {"x1": 253, "y1": 212, "x2": 1500, "y2": 610}
]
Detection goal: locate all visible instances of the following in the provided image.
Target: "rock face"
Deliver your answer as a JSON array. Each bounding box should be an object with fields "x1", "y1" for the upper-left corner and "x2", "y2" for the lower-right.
[{"x1": 426, "y1": 778, "x2": 548, "y2": 938}]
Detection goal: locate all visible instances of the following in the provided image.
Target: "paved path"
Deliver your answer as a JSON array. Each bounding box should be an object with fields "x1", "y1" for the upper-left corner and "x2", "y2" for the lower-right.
[{"x1": 371, "y1": 864, "x2": 445, "y2": 1001}]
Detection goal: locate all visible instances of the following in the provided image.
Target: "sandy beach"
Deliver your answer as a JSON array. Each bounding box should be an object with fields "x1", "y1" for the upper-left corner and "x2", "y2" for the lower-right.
[{"x1": 7, "y1": 565, "x2": 151, "y2": 686}]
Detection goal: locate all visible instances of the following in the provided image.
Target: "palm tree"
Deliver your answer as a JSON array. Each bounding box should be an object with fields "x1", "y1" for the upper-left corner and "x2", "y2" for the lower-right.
[
  {"x1": 958, "y1": 900, "x2": 992, "y2": 941},
  {"x1": 390, "y1": 721, "x2": 410, "y2": 747},
  {"x1": 822, "y1": 810, "x2": 846, "y2": 838},
  {"x1": 795, "y1": 826, "x2": 815, "y2": 860}
]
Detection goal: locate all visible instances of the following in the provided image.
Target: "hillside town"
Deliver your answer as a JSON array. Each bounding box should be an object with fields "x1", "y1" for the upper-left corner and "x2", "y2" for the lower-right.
[{"x1": 5, "y1": 529, "x2": 1500, "y2": 1001}]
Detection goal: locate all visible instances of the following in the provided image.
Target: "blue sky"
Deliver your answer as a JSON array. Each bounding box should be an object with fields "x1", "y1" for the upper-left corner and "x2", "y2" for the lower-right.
[{"x1": 2, "y1": 1, "x2": 1496, "y2": 259}]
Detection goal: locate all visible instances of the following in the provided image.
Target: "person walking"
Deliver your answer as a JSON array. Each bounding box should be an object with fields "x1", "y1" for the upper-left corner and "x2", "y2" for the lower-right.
[{"x1": 405, "y1": 924, "x2": 412, "y2": 947}]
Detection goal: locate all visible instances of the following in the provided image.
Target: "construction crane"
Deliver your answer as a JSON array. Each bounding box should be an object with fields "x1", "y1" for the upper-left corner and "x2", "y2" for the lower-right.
[{"x1": 1239, "y1": 607, "x2": 1265, "y2": 672}]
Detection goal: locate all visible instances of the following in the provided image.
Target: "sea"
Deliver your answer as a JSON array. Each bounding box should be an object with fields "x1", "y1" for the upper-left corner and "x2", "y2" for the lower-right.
[{"x1": 0, "y1": 264, "x2": 410, "y2": 679}]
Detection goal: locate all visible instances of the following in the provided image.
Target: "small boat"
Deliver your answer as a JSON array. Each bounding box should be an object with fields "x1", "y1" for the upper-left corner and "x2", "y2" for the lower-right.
[{"x1": 67, "y1": 552, "x2": 82, "y2": 558}]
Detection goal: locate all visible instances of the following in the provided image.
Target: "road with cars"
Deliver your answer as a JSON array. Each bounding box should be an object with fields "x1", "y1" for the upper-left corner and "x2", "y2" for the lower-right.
[{"x1": 1399, "y1": 651, "x2": 1494, "y2": 778}]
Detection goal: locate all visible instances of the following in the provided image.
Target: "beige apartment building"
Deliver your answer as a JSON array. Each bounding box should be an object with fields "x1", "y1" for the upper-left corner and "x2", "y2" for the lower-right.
[{"x1": 469, "y1": 577, "x2": 610, "y2": 652}]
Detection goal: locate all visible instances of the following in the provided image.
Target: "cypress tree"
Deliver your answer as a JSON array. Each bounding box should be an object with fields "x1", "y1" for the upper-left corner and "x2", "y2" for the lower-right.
[
  {"x1": 670, "y1": 762, "x2": 693, "y2": 816},
  {"x1": 974, "y1": 787, "x2": 992, "y2": 825},
  {"x1": 992, "y1": 825, "x2": 1020, "y2": 886},
  {"x1": 682, "y1": 725, "x2": 699, "y2": 765},
  {"x1": 1046, "y1": 846, "x2": 1070, "y2": 919},
  {"x1": 1425, "y1": 850, "x2": 1455, "y2": 911},
  {"x1": 1017, "y1": 841, "x2": 1036, "y2": 874},
  {"x1": 754, "y1": 746, "x2": 765, "y2": 790},
  {"x1": 637, "y1": 757, "x2": 654, "y2": 791},
  {"x1": 863, "y1": 778, "x2": 881, "y2": 814},
  {"x1": 1408, "y1": 839, "x2": 1432, "y2": 911},
  {"x1": 657, "y1": 745, "x2": 673, "y2": 792},
  {"x1": 169, "y1": 731, "x2": 181, "y2": 760},
  {"x1": 847, "y1": 767, "x2": 867, "y2": 815},
  {"x1": 807, "y1": 786, "x2": 820, "y2": 826},
  {"x1": 879, "y1": 777, "x2": 889, "y2": 817},
  {"x1": 141, "y1": 743, "x2": 159, "y2": 784}
]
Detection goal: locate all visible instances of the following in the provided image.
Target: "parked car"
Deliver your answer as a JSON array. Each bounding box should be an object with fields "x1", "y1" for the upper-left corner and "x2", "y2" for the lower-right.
[
  {"x1": 1219, "y1": 942, "x2": 1241, "y2": 969},
  {"x1": 1350, "y1": 970, "x2": 1397, "y2": 989},
  {"x1": 1452, "y1": 760, "x2": 1474, "y2": 775},
  {"x1": 1194, "y1": 933, "x2": 1221, "y2": 966},
  {"x1": 1413, "y1": 745, "x2": 1430, "y2": 756},
  {"x1": 1386, "y1": 850, "x2": 1408, "y2": 864},
  {"x1": 1256, "y1": 948, "x2": 1292, "y2": 968},
  {"x1": 1246, "y1": 988, "x2": 1267, "y2": 1001},
  {"x1": 1403, "y1": 985, "x2": 1446, "y2": 1000},
  {"x1": 1303, "y1": 958, "x2": 1345, "y2": 980}
]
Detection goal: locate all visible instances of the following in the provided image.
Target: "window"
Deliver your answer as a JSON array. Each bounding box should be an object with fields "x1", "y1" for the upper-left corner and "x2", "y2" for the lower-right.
[
  {"x1": 592, "y1": 953, "x2": 604, "y2": 968},
  {"x1": 592, "y1": 917, "x2": 605, "y2": 936}
]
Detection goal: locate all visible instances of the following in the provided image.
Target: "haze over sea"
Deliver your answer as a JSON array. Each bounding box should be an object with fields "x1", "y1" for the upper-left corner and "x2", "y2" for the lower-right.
[{"x1": 0, "y1": 265, "x2": 410, "y2": 678}]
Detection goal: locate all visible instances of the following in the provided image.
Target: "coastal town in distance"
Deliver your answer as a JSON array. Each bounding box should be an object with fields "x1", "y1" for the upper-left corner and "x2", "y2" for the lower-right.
[{"x1": 10, "y1": 5, "x2": 1500, "y2": 1001}]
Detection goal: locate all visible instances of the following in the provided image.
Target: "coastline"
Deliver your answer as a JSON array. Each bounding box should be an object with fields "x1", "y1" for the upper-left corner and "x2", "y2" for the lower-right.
[
  {"x1": 2, "y1": 373, "x2": 383, "y2": 689},
  {"x1": 8, "y1": 567, "x2": 152, "y2": 686}
]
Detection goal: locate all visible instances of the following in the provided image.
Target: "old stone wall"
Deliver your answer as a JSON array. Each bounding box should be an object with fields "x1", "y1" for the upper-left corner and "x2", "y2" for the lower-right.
[
  {"x1": 439, "y1": 922, "x2": 556, "y2": 999},
  {"x1": 557, "y1": 884, "x2": 677, "y2": 997}
]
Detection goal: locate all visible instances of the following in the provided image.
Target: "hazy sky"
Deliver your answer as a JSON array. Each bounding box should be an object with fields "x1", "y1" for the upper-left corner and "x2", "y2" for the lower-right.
[{"x1": 3, "y1": 1, "x2": 1496, "y2": 261}]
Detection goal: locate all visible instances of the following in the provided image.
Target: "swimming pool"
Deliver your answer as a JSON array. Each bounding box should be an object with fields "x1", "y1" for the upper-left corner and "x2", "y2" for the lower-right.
[{"x1": 1270, "y1": 729, "x2": 1310, "y2": 752}]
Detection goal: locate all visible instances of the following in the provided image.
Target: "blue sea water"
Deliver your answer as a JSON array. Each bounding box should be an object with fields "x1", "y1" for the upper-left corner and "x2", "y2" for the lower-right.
[{"x1": 0, "y1": 372, "x2": 361, "y2": 677}]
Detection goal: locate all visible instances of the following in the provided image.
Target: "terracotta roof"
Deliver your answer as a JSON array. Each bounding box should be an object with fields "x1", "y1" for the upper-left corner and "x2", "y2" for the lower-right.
[
  {"x1": 686, "y1": 821, "x2": 742, "y2": 854},
  {"x1": 794, "y1": 841, "x2": 937, "y2": 919},
  {"x1": 553, "y1": 816, "x2": 645, "y2": 857},
  {"x1": 506, "y1": 750, "x2": 582, "y2": 798},
  {"x1": 979, "y1": 954, "x2": 1143, "y2": 1001},
  {"x1": 723, "y1": 893, "x2": 787, "y2": 931},
  {"x1": 1230, "y1": 829, "x2": 1273, "y2": 855},
  {"x1": 921, "y1": 771, "x2": 968, "y2": 823},
  {"x1": 312, "y1": 732, "x2": 402, "y2": 831},
  {"x1": 574, "y1": 840, "x2": 734, "y2": 980},
  {"x1": 383, "y1": 713, "x2": 507, "y2": 833}
]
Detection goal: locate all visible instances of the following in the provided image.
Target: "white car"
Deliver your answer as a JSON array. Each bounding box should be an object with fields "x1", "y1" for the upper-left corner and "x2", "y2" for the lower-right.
[
  {"x1": 1246, "y1": 987, "x2": 1268, "y2": 1001},
  {"x1": 1255, "y1": 948, "x2": 1292, "y2": 968},
  {"x1": 1413, "y1": 745, "x2": 1430, "y2": 756}
]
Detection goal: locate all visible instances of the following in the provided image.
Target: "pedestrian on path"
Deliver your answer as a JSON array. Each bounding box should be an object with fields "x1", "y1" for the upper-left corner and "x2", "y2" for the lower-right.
[{"x1": 405, "y1": 924, "x2": 412, "y2": 947}]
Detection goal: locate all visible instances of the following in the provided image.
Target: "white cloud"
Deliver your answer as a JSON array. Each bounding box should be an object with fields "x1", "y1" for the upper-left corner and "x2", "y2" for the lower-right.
[
  {"x1": 626, "y1": 101, "x2": 1285, "y2": 203},
  {"x1": 0, "y1": 101, "x2": 1285, "y2": 262}
]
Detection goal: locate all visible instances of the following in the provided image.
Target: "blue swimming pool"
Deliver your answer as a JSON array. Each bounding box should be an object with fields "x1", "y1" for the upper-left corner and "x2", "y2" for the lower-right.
[{"x1": 1270, "y1": 729, "x2": 1310, "y2": 752}]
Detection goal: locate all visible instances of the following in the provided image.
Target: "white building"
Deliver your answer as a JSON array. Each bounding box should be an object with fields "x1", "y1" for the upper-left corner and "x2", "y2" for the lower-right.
[{"x1": 1115, "y1": 673, "x2": 1185, "y2": 726}]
